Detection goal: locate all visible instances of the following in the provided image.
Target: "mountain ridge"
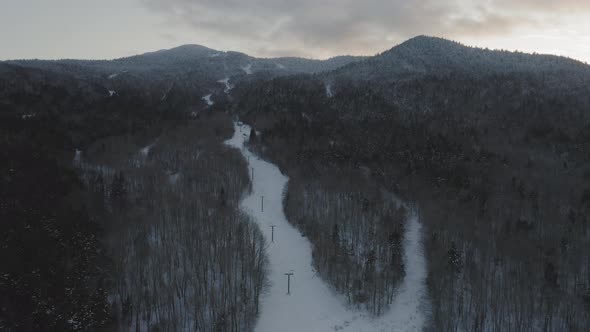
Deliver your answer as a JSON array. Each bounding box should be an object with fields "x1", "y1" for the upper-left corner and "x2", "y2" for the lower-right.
[
  {"x1": 4, "y1": 36, "x2": 589, "y2": 82},
  {"x1": 326, "y1": 35, "x2": 590, "y2": 84},
  {"x1": 3, "y1": 35, "x2": 590, "y2": 118}
]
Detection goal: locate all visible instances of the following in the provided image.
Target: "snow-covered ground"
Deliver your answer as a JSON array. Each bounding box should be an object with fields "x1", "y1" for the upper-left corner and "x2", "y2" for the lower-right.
[
  {"x1": 168, "y1": 172, "x2": 180, "y2": 185},
  {"x1": 242, "y1": 63, "x2": 253, "y2": 75},
  {"x1": 140, "y1": 143, "x2": 153, "y2": 157},
  {"x1": 226, "y1": 122, "x2": 429, "y2": 332},
  {"x1": 161, "y1": 84, "x2": 173, "y2": 101},
  {"x1": 74, "y1": 149, "x2": 82, "y2": 165},
  {"x1": 325, "y1": 83, "x2": 334, "y2": 98},
  {"x1": 202, "y1": 94, "x2": 214, "y2": 106},
  {"x1": 218, "y1": 78, "x2": 233, "y2": 94}
]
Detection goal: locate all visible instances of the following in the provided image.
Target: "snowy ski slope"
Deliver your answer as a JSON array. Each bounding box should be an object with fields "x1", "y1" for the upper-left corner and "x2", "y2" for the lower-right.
[{"x1": 225, "y1": 122, "x2": 429, "y2": 332}]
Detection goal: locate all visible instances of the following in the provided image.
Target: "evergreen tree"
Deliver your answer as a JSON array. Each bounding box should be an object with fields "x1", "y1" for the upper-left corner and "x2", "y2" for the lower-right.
[
  {"x1": 568, "y1": 209, "x2": 576, "y2": 224},
  {"x1": 583, "y1": 289, "x2": 590, "y2": 306},
  {"x1": 388, "y1": 231, "x2": 402, "y2": 266},
  {"x1": 582, "y1": 188, "x2": 590, "y2": 208},
  {"x1": 448, "y1": 241, "x2": 462, "y2": 274},
  {"x1": 544, "y1": 261, "x2": 558, "y2": 288},
  {"x1": 111, "y1": 172, "x2": 126, "y2": 200},
  {"x1": 364, "y1": 249, "x2": 376, "y2": 282},
  {"x1": 332, "y1": 223, "x2": 340, "y2": 245},
  {"x1": 110, "y1": 172, "x2": 127, "y2": 212},
  {"x1": 88, "y1": 173, "x2": 106, "y2": 215},
  {"x1": 249, "y1": 128, "x2": 257, "y2": 142},
  {"x1": 219, "y1": 186, "x2": 226, "y2": 207}
]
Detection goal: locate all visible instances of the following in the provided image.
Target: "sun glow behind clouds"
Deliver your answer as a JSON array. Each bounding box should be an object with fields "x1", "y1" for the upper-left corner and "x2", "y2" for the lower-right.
[{"x1": 0, "y1": 0, "x2": 589, "y2": 62}]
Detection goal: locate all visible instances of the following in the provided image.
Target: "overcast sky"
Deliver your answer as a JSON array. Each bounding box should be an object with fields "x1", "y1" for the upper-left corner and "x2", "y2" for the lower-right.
[{"x1": 1, "y1": 0, "x2": 589, "y2": 62}]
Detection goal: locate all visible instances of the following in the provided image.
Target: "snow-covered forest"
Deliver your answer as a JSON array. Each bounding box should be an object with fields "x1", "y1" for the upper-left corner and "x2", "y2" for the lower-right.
[
  {"x1": 228, "y1": 123, "x2": 428, "y2": 332},
  {"x1": 283, "y1": 172, "x2": 407, "y2": 314},
  {"x1": 76, "y1": 115, "x2": 267, "y2": 331},
  {"x1": 233, "y1": 42, "x2": 590, "y2": 329},
  {"x1": 3, "y1": 36, "x2": 590, "y2": 331}
]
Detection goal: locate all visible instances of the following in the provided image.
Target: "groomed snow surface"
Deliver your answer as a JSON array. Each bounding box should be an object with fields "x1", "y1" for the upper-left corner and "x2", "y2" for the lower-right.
[{"x1": 226, "y1": 122, "x2": 429, "y2": 332}]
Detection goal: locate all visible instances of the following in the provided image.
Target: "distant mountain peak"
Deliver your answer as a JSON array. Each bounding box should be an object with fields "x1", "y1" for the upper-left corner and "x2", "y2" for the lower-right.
[
  {"x1": 387, "y1": 35, "x2": 463, "y2": 54},
  {"x1": 331, "y1": 35, "x2": 589, "y2": 82},
  {"x1": 172, "y1": 44, "x2": 212, "y2": 50},
  {"x1": 142, "y1": 44, "x2": 219, "y2": 57},
  {"x1": 402, "y1": 35, "x2": 445, "y2": 43}
]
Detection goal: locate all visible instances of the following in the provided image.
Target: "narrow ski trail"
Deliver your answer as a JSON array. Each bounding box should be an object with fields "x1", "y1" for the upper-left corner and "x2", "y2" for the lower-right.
[{"x1": 225, "y1": 122, "x2": 429, "y2": 332}]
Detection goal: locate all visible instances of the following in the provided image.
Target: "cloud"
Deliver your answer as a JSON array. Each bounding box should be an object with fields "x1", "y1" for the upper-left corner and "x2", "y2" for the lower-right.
[
  {"x1": 493, "y1": 0, "x2": 590, "y2": 12},
  {"x1": 444, "y1": 8, "x2": 538, "y2": 37},
  {"x1": 140, "y1": 0, "x2": 589, "y2": 58}
]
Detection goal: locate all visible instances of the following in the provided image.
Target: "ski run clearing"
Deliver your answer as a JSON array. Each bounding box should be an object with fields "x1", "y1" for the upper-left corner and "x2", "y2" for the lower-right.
[{"x1": 226, "y1": 122, "x2": 429, "y2": 332}]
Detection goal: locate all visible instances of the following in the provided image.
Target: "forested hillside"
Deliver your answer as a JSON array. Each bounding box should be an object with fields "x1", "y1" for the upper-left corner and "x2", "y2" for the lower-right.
[
  {"x1": 1, "y1": 108, "x2": 113, "y2": 330},
  {"x1": 0, "y1": 60, "x2": 269, "y2": 330},
  {"x1": 329, "y1": 36, "x2": 590, "y2": 83},
  {"x1": 232, "y1": 38, "x2": 590, "y2": 330},
  {"x1": 3, "y1": 36, "x2": 590, "y2": 331},
  {"x1": 77, "y1": 113, "x2": 267, "y2": 331},
  {"x1": 283, "y1": 174, "x2": 407, "y2": 315}
]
